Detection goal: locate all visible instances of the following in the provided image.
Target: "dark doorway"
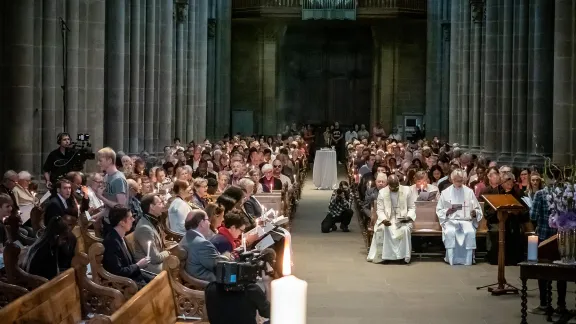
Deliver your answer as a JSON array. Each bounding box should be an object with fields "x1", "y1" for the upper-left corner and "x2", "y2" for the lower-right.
[{"x1": 279, "y1": 23, "x2": 373, "y2": 129}]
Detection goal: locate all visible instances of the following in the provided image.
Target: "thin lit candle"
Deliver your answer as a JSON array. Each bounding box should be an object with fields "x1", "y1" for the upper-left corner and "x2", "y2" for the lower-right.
[
  {"x1": 241, "y1": 233, "x2": 246, "y2": 252},
  {"x1": 147, "y1": 241, "x2": 151, "y2": 258},
  {"x1": 271, "y1": 235, "x2": 308, "y2": 324}
]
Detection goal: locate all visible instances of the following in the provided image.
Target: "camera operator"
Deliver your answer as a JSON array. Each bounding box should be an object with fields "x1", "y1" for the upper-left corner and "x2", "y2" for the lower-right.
[
  {"x1": 43, "y1": 133, "x2": 75, "y2": 189},
  {"x1": 321, "y1": 181, "x2": 353, "y2": 233},
  {"x1": 205, "y1": 260, "x2": 273, "y2": 324}
]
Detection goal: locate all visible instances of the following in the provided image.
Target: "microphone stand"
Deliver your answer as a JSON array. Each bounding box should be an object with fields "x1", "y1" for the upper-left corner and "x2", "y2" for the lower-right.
[{"x1": 60, "y1": 17, "x2": 70, "y2": 132}]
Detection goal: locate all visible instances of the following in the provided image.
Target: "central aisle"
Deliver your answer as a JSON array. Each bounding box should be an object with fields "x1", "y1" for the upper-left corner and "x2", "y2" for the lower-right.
[{"x1": 289, "y1": 170, "x2": 559, "y2": 324}]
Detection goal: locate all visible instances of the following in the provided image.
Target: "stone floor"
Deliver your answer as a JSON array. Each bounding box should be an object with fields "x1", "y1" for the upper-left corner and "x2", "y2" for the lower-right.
[{"x1": 290, "y1": 172, "x2": 575, "y2": 324}]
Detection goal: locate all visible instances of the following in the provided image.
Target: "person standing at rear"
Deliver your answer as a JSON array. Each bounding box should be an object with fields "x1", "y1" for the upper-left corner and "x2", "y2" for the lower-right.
[{"x1": 331, "y1": 122, "x2": 344, "y2": 164}]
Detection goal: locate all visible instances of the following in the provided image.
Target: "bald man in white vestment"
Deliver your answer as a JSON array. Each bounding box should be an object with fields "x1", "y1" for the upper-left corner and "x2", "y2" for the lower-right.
[
  {"x1": 367, "y1": 175, "x2": 416, "y2": 264},
  {"x1": 436, "y1": 169, "x2": 483, "y2": 265}
]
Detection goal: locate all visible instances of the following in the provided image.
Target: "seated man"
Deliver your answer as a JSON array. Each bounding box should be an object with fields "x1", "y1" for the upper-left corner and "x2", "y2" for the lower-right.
[
  {"x1": 133, "y1": 194, "x2": 169, "y2": 274},
  {"x1": 409, "y1": 171, "x2": 439, "y2": 201},
  {"x1": 102, "y1": 205, "x2": 150, "y2": 287},
  {"x1": 367, "y1": 175, "x2": 416, "y2": 264},
  {"x1": 180, "y1": 209, "x2": 220, "y2": 282},
  {"x1": 436, "y1": 169, "x2": 483, "y2": 265},
  {"x1": 363, "y1": 173, "x2": 387, "y2": 229},
  {"x1": 44, "y1": 179, "x2": 74, "y2": 225}
]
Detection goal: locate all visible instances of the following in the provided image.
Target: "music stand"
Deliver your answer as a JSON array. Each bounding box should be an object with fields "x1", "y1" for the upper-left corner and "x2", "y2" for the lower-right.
[{"x1": 476, "y1": 194, "x2": 525, "y2": 296}]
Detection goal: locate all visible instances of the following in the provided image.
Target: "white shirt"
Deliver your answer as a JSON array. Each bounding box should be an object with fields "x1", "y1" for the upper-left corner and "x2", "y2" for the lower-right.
[
  {"x1": 58, "y1": 194, "x2": 68, "y2": 209},
  {"x1": 168, "y1": 197, "x2": 192, "y2": 234}
]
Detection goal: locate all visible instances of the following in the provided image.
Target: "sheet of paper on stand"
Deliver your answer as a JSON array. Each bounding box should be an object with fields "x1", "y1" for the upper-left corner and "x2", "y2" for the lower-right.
[
  {"x1": 263, "y1": 209, "x2": 278, "y2": 220},
  {"x1": 256, "y1": 234, "x2": 275, "y2": 251},
  {"x1": 40, "y1": 191, "x2": 51, "y2": 204},
  {"x1": 19, "y1": 204, "x2": 33, "y2": 223},
  {"x1": 521, "y1": 196, "x2": 532, "y2": 208},
  {"x1": 273, "y1": 216, "x2": 289, "y2": 226}
]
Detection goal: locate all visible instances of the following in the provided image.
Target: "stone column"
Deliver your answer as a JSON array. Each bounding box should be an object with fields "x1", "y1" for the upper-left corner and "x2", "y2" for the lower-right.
[
  {"x1": 194, "y1": 0, "x2": 209, "y2": 142},
  {"x1": 425, "y1": 0, "x2": 441, "y2": 137},
  {"x1": 175, "y1": 2, "x2": 186, "y2": 141},
  {"x1": 552, "y1": 0, "x2": 574, "y2": 165},
  {"x1": 514, "y1": 0, "x2": 529, "y2": 162},
  {"x1": 6, "y1": 0, "x2": 34, "y2": 171},
  {"x1": 86, "y1": 0, "x2": 105, "y2": 151},
  {"x1": 459, "y1": 3, "x2": 470, "y2": 147},
  {"x1": 158, "y1": 0, "x2": 173, "y2": 147},
  {"x1": 206, "y1": 11, "x2": 217, "y2": 139},
  {"x1": 448, "y1": 0, "x2": 460, "y2": 143},
  {"x1": 214, "y1": 0, "x2": 231, "y2": 137},
  {"x1": 470, "y1": 1, "x2": 484, "y2": 150},
  {"x1": 370, "y1": 26, "x2": 381, "y2": 127},
  {"x1": 259, "y1": 23, "x2": 286, "y2": 136},
  {"x1": 42, "y1": 0, "x2": 57, "y2": 165},
  {"x1": 372, "y1": 23, "x2": 398, "y2": 132},
  {"x1": 105, "y1": 0, "x2": 126, "y2": 150},
  {"x1": 144, "y1": 0, "x2": 156, "y2": 152},
  {"x1": 499, "y1": 0, "x2": 513, "y2": 162},
  {"x1": 186, "y1": 1, "x2": 197, "y2": 142},
  {"x1": 482, "y1": 0, "x2": 498, "y2": 156},
  {"x1": 66, "y1": 0, "x2": 80, "y2": 137},
  {"x1": 129, "y1": 0, "x2": 141, "y2": 153}
]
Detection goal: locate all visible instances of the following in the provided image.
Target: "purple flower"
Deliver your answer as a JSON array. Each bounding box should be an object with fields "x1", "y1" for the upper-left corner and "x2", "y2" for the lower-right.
[{"x1": 554, "y1": 211, "x2": 576, "y2": 230}]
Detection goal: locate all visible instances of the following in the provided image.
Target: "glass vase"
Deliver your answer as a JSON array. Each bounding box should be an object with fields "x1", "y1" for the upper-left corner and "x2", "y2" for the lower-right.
[{"x1": 557, "y1": 229, "x2": 576, "y2": 264}]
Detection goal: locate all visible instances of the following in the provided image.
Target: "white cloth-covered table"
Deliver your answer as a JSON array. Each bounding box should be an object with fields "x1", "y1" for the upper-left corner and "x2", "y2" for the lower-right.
[{"x1": 313, "y1": 149, "x2": 338, "y2": 190}]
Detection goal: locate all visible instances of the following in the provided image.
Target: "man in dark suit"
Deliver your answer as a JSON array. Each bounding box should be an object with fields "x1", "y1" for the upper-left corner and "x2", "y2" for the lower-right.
[
  {"x1": 102, "y1": 205, "x2": 150, "y2": 286},
  {"x1": 44, "y1": 179, "x2": 89, "y2": 225},
  {"x1": 180, "y1": 209, "x2": 221, "y2": 282},
  {"x1": 244, "y1": 195, "x2": 263, "y2": 219}
]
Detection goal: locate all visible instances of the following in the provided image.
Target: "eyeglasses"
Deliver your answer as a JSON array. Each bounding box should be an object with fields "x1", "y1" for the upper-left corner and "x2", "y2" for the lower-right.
[{"x1": 273, "y1": 165, "x2": 282, "y2": 168}]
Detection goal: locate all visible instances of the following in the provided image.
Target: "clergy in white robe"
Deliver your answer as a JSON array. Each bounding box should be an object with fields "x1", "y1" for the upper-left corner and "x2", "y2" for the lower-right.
[
  {"x1": 367, "y1": 175, "x2": 416, "y2": 264},
  {"x1": 436, "y1": 169, "x2": 483, "y2": 266}
]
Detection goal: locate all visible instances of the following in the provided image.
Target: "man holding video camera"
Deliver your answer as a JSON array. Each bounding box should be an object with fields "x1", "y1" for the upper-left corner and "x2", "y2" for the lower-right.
[{"x1": 43, "y1": 133, "x2": 75, "y2": 189}]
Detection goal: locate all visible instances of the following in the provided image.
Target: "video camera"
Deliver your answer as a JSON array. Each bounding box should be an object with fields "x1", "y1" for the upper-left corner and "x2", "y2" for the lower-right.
[
  {"x1": 68, "y1": 133, "x2": 95, "y2": 171},
  {"x1": 214, "y1": 249, "x2": 276, "y2": 291}
]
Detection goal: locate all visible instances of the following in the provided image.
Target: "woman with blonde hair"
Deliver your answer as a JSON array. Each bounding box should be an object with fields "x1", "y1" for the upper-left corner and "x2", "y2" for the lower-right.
[
  {"x1": 217, "y1": 171, "x2": 230, "y2": 193},
  {"x1": 526, "y1": 172, "x2": 544, "y2": 200},
  {"x1": 190, "y1": 178, "x2": 208, "y2": 209}
]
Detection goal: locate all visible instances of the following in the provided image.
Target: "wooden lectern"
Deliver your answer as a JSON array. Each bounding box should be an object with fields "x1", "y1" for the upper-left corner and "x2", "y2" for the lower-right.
[{"x1": 477, "y1": 194, "x2": 525, "y2": 296}]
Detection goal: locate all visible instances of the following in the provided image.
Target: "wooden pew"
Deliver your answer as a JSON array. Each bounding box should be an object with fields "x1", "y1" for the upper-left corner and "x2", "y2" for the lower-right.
[
  {"x1": 167, "y1": 245, "x2": 209, "y2": 291},
  {"x1": 411, "y1": 201, "x2": 488, "y2": 237},
  {"x1": 78, "y1": 211, "x2": 104, "y2": 254},
  {"x1": 2, "y1": 241, "x2": 47, "y2": 291},
  {"x1": 0, "y1": 253, "x2": 124, "y2": 322},
  {"x1": 88, "y1": 271, "x2": 208, "y2": 324},
  {"x1": 0, "y1": 281, "x2": 28, "y2": 309},
  {"x1": 88, "y1": 243, "x2": 139, "y2": 299}
]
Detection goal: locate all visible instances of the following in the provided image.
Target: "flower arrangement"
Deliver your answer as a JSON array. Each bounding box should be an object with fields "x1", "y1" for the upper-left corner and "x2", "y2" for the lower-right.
[{"x1": 543, "y1": 159, "x2": 576, "y2": 230}]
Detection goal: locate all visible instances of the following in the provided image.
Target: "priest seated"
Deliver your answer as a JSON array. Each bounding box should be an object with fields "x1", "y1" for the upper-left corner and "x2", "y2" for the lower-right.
[
  {"x1": 409, "y1": 171, "x2": 439, "y2": 201},
  {"x1": 436, "y1": 169, "x2": 483, "y2": 266},
  {"x1": 367, "y1": 175, "x2": 416, "y2": 264}
]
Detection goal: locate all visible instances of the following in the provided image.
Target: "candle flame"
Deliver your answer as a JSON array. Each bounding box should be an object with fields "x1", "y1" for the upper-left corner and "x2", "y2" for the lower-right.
[{"x1": 282, "y1": 235, "x2": 292, "y2": 276}]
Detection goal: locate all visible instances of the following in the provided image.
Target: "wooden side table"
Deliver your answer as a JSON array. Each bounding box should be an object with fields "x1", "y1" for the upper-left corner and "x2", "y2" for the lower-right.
[{"x1": 519, "y1": 261, "x2": 576, "y2": 324}]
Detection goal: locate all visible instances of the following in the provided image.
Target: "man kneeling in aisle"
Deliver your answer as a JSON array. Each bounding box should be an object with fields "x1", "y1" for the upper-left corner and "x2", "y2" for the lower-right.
[{"x1": 367, "y1": 175, "x2": 416, "y2": 264}]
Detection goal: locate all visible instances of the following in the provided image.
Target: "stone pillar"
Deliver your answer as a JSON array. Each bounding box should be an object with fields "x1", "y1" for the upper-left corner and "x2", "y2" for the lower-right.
[
  {"x1": 194, "y1": 0, "x2": 208, "y2": 142},
  {"x1": 448, "y1": 0, "x2": 460, "y2": 143},
  {"x1": 370, "y1": 27, "x2": 381, "y2": 128},
  {"x1": 129, "y1": 0, "x2": 141, "y2": 153},
  {"x1": 86, "y1": 0, "x2": 105, "y2": 151},
  {"x1": 259, "y1": 23, "x2": 286, "y2": 136},
  {"x1": 514, "y1": 0, "x2": 528, "y2": 162},
  {"x1": 459, "y1": 3, "x2": 470, "y2": 147},
  {"x1": 214, "y1": 0, "x2": 231, "y2": 137},
  {"x1": 425, "y1": 0, "x2": 441, "y2": 137},
  {"x1": 552, "y1": 0, "x2": 574, "y2": 165},
  {"x1": 206, "y1": 10, "x2": 217, "y2": 139},
  {"x1": 66, "y1": 0, "x2": 80, "y2": 137},
  {"x1": 470, "y1": 1, "x2": 484, "y2": 150},
  {"x1": 482, "y1": 0, "x2": 498, "y2": 156},
  {"x1": 158, "y1": 0, "x2": 173, "y2": 147},
  {"x1": 372, "y1": 24, "x2": 397, "y2": 133},
  {"x1": 499, "y1": 0, "x2": 513, "y2": 161},
  {"x1": 105, "y1": 0, "x2": 126, "y2": 150},
  {"x1": 42, "y1": 0, "x2": 57, "y2": 164},
  {"x1": 175, "y1": 2, "x2": 186, "y2": 141},
  {"x1": 186, "y1": 1, "x2": 197, "y2": 142},
  {"x1": 144, "y1": 0, "x2": 156, "y2": 152},
  {"x1": 6, "y1": 0, "x2": 34, "y2": 171}
]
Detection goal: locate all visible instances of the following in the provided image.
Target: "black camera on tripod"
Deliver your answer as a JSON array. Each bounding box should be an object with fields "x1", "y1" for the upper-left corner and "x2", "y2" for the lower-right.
[
  {"x1": 214, "y1": 249, "x2": 276, "y2": 291},
  {"x1": 68, "y1": 133, "x2": 95, "y2": 171}
]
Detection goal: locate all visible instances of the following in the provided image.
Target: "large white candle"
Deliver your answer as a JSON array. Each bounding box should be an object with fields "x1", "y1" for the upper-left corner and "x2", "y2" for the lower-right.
[
  {"x1": 527, "y1": 235, "x2": 538, "y2": 261},
  {"x1": 271, "y1": 235, "x2": 308, "y2": 324},
  {"x1": 147, "y1": 241, "x2": 151, "y2": 258}
]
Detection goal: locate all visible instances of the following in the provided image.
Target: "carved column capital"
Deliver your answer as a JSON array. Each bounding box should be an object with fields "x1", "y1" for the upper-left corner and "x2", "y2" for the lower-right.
[
  {"x1": 174, "y1": 0, "x2": 188, "y2": 23},
  {"x1": 470, "y1": 0, "x2": 485, "y2": 23},
  {"x1": 207, "y1": 18, "x2": 216, "y2": 38},
  {"x1": 441, "y1": 21, "x2": 451, "y2": 42}
]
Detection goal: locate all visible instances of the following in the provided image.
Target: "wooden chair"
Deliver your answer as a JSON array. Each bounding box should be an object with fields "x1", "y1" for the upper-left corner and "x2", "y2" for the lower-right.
[
  {"x1": 168, "y1": 245, "x2": 209, "y2": 290},
  {"x1": 160, "y1": 211, "x2": 184, "y2": 243},
  {"x1": 0, "y1": 281, "x2": 28, "y2": 309},
  {"x1": 0, "y1": 253, "x2": 124, "y2": 322},
  {"x1": 87, "y1": 271, "x2": 208, "y2": 324},
  {"x1": 78, "y1": 211, "x2": 103, "y2": 253},
  {"x1": 88, "y1": 243, "x2": 139, "y2": 300}
]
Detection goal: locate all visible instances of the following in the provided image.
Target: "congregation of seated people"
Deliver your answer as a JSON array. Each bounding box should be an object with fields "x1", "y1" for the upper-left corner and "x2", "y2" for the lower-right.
[
  {"x1": 343, "y1": 126, "x2": 561, "y2": 317},
  {"x1": 1, "y1": 131, "x2": 307, "y2": 324}
]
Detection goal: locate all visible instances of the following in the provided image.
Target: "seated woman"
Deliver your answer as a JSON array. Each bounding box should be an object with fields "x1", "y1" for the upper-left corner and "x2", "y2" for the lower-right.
[
  {"x1": 102, "y1": 205, "x2": 150, "y2": 287},
  {"x1": 210, "y1": 211, "x2": 248, "y2": 254},
  {"x1": 168, "y1": 180, "x2": 192, "y2": 234},
  {"x1": 259, "y1": 164, "x2": 283, "y2": 193},
  {"x1": 23, "y1": 216, "x2": 76, "y2": 279},
  {"x1": 204, "y1": 202, "x2": 225, "y2": 240},
  {"x1": 189, "y1": 178, "x2": 209, "y2": 209}
]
